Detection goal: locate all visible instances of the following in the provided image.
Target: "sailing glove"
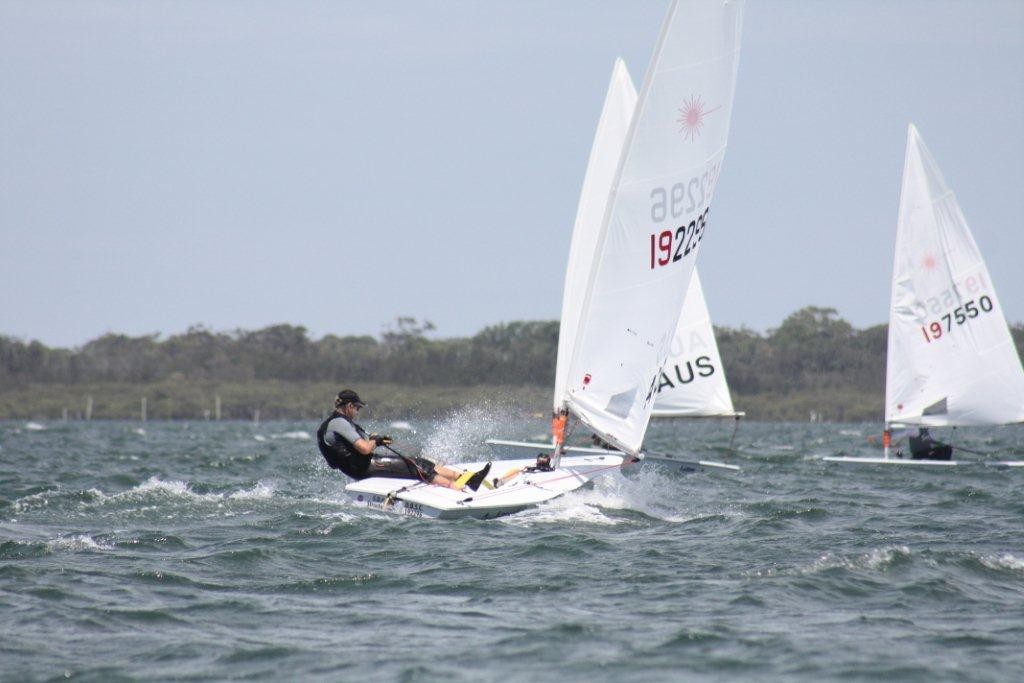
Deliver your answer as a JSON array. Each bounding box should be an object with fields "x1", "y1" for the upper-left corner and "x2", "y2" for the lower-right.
[{"x1": 369, "y1": 434, "x2": 393, "y2": 446}]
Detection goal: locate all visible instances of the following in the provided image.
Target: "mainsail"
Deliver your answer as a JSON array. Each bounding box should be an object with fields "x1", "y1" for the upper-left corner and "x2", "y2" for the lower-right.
[
  {"x1": 885, "y1": 123, "x2": 1024, "y2": 428},
  {"x1": 651, "y1": 269, "x2": 738, "y2": 417},
  {"x1": 561, "y1": 0, "x2": 745, "y2": 454}
]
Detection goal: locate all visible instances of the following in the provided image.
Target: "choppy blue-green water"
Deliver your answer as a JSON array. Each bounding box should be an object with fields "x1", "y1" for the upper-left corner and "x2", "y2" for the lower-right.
[{"x1": 2, "y1": 412, "x2": 1023, "y2": 682}]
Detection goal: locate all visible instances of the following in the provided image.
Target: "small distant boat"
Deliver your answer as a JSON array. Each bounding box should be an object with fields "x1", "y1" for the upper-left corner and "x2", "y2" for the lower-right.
[
  {"x1": 350, "y1": 0, "x2": 747, "y2": 517},
  {"x1": 825, "y1": 125, "x2": 1024, "y2": 467}
]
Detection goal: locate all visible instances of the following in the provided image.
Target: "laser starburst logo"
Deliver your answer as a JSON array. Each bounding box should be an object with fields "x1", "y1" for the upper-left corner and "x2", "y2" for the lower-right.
[{"x1": 677, "y1": 95, "x2": 720, "y2": 142}]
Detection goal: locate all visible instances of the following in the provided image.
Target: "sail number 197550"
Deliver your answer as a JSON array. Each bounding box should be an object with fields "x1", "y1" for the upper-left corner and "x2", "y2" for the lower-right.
[{"x1": 650, "y1": 208, "x2": 709, "y2": 269}]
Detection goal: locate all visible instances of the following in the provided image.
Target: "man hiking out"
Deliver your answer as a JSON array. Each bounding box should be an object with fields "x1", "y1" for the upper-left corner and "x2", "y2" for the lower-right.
[
  {"x1": 908, "y1": 427, "x2": 953, "y2": 461},
  {"x1": 316, "y1": 389, "x2": 491, "y2": 490}
]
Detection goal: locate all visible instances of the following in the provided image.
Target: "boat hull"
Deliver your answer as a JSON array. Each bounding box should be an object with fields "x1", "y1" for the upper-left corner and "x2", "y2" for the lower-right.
[
  {"x1": 822, "y1": 456, "x2": 961, "y2": 467},
  {"x1": 345, "y1": 453, "x2": 625, "y2": 520}
]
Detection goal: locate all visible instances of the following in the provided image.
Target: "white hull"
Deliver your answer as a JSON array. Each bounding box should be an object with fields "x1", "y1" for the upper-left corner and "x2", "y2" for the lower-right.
[
  {"x1": 822, "y1": 456, "x2": 962, "y2": 467},
  {"x1": 345, "y1": 453, "x2": 625, "y2": 520},
  {"x1": 485, "y1": 439, "x2": 739, "y2": 473}
]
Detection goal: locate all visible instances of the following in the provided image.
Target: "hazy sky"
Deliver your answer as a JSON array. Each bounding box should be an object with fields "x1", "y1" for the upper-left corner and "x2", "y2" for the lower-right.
[{"x1": 3, "y1": 1, "x2": 1022, "y2": 348}]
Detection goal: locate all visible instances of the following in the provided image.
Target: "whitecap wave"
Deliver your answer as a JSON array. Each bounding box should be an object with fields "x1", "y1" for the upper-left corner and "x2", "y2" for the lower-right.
[
  {"x1": 316, "y1": 511, "x2": 359, "y2": 533},
  {"x1": 506, "y1": 496, "x2": 618, "y2": 526},
  {"x1": 228, "y1": 482, "x2": 275, "y2": 500},
  {"x1": 11, "y1": 487, "x2": 106, "y2": 512},
  {"x1": 25, "y1": 422, "x2": 46, "y2": 431},
  {"x1": 273, "y1": 431, "x2": 311, "y2": 440},
  {"x1": 132, "y1": 477, "x2": 194, "y2": 498},
  {"x1": 13, "y1": 488, "x2": 60, "y2": 512},
  {"x1": 46, "y1": 534, "x2": 114, "y2": 552},
  {"x1": 500, "y1": 468, "x2": 704, "y2": 526},
  {"x1": 980, "y1": 553, "x2": 1024, "y2": 573},
  {"x1": 745, "y1": 545, "x2": 912, "y2": 578},
  {"x1": 806, "y1": 545, "x2": 912, "y2": 574}
]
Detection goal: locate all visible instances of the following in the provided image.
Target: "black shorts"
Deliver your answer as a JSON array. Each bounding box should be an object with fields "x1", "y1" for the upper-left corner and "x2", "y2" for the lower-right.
[{"x1": 366, "y1": 455, "x2": 438, "y2": 482}]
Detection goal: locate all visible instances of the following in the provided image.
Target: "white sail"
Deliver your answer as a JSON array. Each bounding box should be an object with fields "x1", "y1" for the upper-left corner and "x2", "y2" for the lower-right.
[
  {"x1": 554, "y1": 59, "x2": 638, "y2": 413},
  {"x1": 885, "y1": 124, "x2": 1024, "y2": 427},
  {"x1": 651, "y1": 269, "x2": 738, "y2": 417},
  {"x1": 564, "y1": 0, "x2": 745, "y2": 454}
]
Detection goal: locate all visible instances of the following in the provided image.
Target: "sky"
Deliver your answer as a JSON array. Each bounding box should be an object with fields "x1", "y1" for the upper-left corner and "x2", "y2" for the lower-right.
[{"x1": 2, "y1": 0, "x2": 1022, "y2": 348}]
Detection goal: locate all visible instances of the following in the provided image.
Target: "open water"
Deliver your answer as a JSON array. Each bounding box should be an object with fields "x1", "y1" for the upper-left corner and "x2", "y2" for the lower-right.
[{"x1": 1, "y1": 411, "x2": 1023, "y2": 682}]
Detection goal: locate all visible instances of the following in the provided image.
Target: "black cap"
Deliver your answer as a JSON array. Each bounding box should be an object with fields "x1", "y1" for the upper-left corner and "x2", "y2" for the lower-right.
[{"x1": 335, "y1": 389, "x2": 366, "y2": 408}]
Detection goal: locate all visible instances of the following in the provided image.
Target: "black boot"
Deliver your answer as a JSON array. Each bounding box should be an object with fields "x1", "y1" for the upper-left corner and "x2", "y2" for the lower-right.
[{"x1": 465, "y1": 463, "x2": 492, "y2": 492}]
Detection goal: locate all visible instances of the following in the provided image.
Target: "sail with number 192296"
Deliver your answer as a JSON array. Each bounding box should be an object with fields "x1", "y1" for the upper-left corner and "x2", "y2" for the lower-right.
[{"x1": 561, "y1": 0, "x2": 745, "y2": 456}]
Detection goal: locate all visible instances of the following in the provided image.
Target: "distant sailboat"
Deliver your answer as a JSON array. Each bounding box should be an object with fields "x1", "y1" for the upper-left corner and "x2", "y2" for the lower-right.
[{"x1": 825, "y1": 124, "x2": 1024, "y2": 467}]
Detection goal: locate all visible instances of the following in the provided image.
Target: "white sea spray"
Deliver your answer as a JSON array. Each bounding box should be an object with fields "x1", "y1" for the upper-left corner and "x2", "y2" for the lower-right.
[
  {"x1": 421, "y1": 401, "x2": 523, "y2": 465},
  {"x1": 46, "y1": 534, "x2": 114, "y2": 552},
  {"x1": 228, "y1": 481, "x2": 275, "y2": 500},
  {"x1": 273, "y1": 431, "x2": 311, "y2": 440},
  {"x1": 980, "y1": 553, "x2": 1024, "y2": 573}
]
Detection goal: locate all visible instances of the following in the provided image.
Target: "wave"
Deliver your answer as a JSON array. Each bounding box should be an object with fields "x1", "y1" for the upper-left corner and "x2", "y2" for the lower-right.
[
  {"x1": 11, "y1": 477, "x2": 279, "y2": 516},
  {"x1": 228, "y1": 482, "x2": 275, "y2": 500},
  {"x1": 977, "y1": 552, "x2": 1024, "y2": 574},
  {"x1": 499, "y1": 467, "x2": 723, "y2": 527},
  {"x1": 272, "y1": 431, "x2": 310, "y2": 440},
  {"x1": 12, "y1": 486, "x2": 105, "y2": 513},
  {"x1": 745, "y1": 545, "x2": 913, "y2": 578},
  {"x1": 502, "y1": 493, "x2": 620, "y2": 527},
  {"x1": 46, "y1": 534, "x2": 115, "y2": 552}
]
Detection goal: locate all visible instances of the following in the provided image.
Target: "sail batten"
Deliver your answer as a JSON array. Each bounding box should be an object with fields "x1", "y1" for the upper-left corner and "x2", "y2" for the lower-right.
[{"x1": 884, "y1": 123, "x2": 1024, "y2": 428}]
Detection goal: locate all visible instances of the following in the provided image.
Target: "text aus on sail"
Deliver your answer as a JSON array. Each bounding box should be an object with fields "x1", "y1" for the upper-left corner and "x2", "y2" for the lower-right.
[{"x1": 657, "y1": 329, "x2": 719, "y2": 393}]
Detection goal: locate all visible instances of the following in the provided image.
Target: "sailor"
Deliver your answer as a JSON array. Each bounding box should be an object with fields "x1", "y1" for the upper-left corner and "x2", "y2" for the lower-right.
[
  {"x1": 316, "y1": 389, "x2": 490, "y2": 490},
  {"x1": 908, "y1": 427, "x2": 953, "y2": 461}
]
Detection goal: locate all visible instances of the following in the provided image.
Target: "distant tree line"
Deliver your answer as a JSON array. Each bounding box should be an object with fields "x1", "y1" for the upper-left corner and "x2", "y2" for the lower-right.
[{"x1": 2, "y1": 309, "x2": 1022, "y2": 421}]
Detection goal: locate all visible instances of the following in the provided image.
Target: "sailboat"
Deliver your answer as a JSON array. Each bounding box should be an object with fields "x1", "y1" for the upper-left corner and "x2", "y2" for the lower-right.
[
  {"x1": 347, "y1": 0, "x2": 746, "y2": 517},
  {"x1": 490, "y1": 62, "x2": 740, "y2": 472},
  {"x1": 824, "y1": 124, "x2": 1024, "y2": 467}
]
